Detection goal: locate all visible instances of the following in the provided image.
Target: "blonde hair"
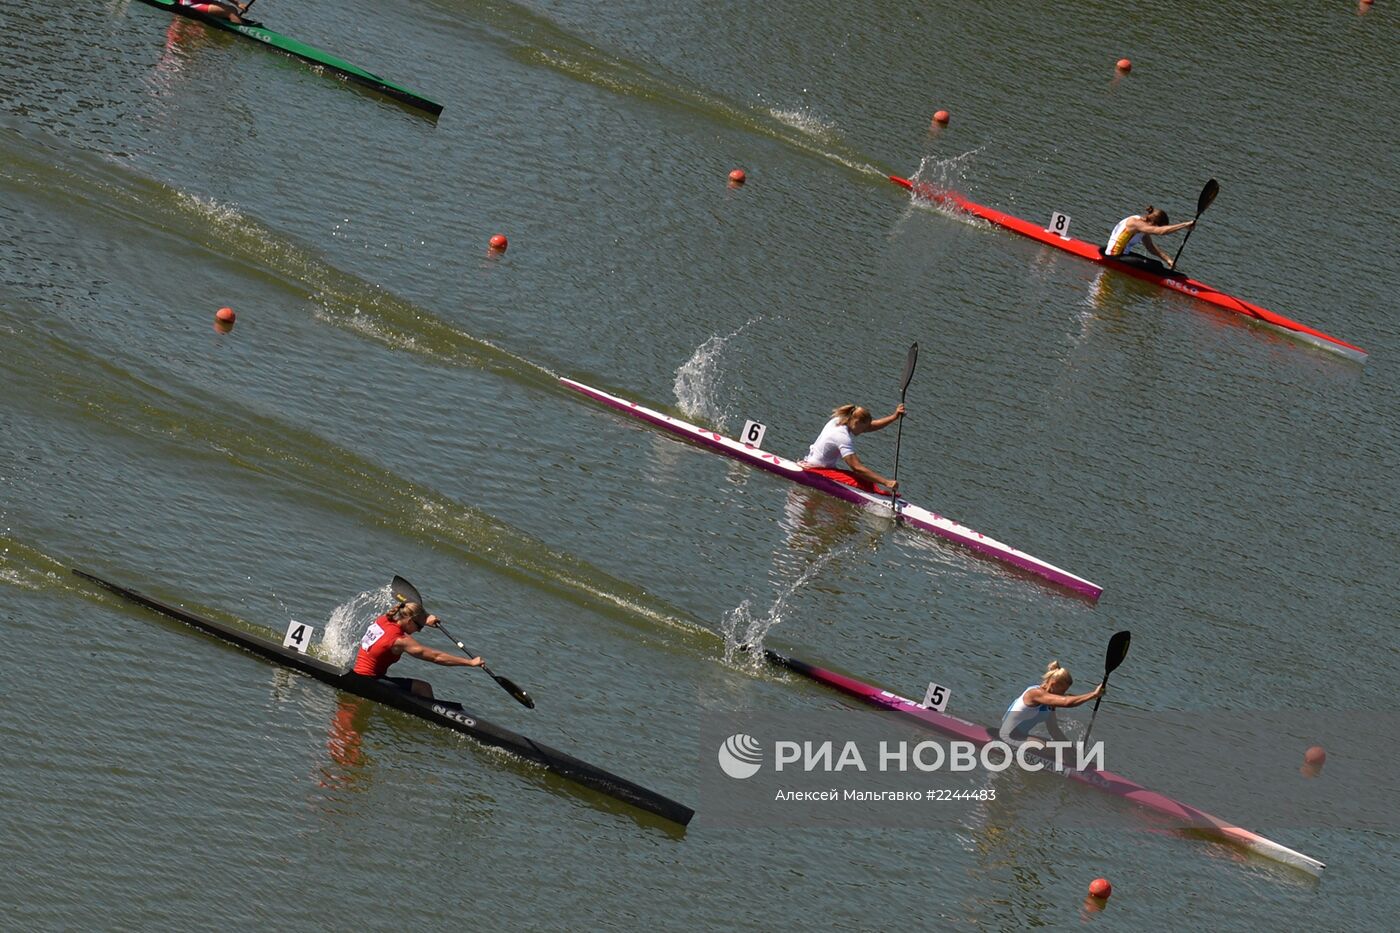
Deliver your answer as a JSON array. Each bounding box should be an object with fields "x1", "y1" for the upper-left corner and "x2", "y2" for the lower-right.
[
  {"x1": 388, "y1": 601, "x2": 426, "y2": 625},
  {"x1": 831, "y1": 404, "x2": 871, "y2": 427},
  {"x1": 1041, "y1": 660, "x2": 1072, "y2": 688}
]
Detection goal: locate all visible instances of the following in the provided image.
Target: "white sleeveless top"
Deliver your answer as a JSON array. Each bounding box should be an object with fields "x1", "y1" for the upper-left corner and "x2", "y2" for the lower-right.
[
  {"x1": 1104, "y1": 215, "x2": 1145, "y2": 257},
  {"x1": 998, "y1": 684, "x2": 1053, "y2": 740}
]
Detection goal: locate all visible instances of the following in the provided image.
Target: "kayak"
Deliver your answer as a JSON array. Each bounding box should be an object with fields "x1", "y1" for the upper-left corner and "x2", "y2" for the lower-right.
[
  {"x1": 562, "y1": 377, "x2": 1103, "y2": 600},
  {"x1": 890, "y1": 176, "x2": 1367, "y2": 364},
  {"x1": 766, "y1": 647, "x2": 1325, "y2": 875},
  {"x1": 74, "y1": 569, "x2": 694, "y2": 827},
  {"x1": 136, "y1": 0, "x2": 443, "y2": 116}
]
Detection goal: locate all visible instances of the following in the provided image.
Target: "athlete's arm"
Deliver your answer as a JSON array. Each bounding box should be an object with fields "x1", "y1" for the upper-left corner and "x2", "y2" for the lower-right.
[
  {"x1": 1024, "y1": 684, "x2": 1104, "y2": 709},
  {"x1": 397, "y1": 636, "x2": 484, "y2": 667},
  {"x1": 841, "y1": 452, "x2": 896, "y2": 493},
  {"x1": 867, "y1": 404, "x2": 907, "y2": 431}
]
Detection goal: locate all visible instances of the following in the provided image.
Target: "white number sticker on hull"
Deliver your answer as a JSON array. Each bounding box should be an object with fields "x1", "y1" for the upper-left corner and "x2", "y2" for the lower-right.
[
  {"x1": 282, "y1": 621, "x2": 314, "y2": 654},
  {"x1": 1046, "y1": 211, "x2": 1071, "y2": 239},
  {"x1": 740, "y1": 419, "x2": 767, "y2": 448},
  {"x1": 921, "y1": 681, "x2": 951, "y2": 712}
]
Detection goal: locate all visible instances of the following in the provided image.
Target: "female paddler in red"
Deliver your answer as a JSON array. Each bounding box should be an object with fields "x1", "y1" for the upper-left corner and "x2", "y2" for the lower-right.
[
  {"x1": 353, "y1": 601, "x2": 483, "y2": 699},
  {"x1": 798, "y1": 403, "x2": 906, "y2": 494}
]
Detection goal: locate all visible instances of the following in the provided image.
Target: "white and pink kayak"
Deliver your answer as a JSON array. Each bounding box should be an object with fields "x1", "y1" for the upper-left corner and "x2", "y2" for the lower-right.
[
  {"x1": 767, "y1": 649, "x2": 1325, "y2": 875},
  {"x1": 561, "y1": 378, "x2": 1103, "y2": 600}
]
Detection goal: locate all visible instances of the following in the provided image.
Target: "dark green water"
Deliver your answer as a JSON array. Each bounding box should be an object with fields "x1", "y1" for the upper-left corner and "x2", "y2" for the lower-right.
[{"x1": 2, "y1": 0, "x2": 1396, "y2": 927}]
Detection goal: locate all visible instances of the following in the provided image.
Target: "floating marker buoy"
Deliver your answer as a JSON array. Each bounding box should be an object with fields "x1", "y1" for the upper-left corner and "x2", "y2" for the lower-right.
[
  {"x1": 1116, "y1": 58, "x2": 1133, "y2": 73},
  {"x1": 1088, "y1": 878, "x2": 1112, "y2": 899},
  {"x1": 489, "y1": 234, "x2": 508, "y2": 251},
  {"x1": 728, "y1": 168, "x2": 746, "y2": 185},
  {"x1": 214, "y1": 306, "x2": 236, "y2": 333},
  {"x1": 933, "y1": 109, "x2": 950, "y2": 126}
]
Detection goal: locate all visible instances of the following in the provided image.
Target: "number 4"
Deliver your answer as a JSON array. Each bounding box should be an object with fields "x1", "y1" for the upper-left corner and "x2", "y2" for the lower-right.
[{"x1": 282, "y1": 621, "x2": 314, "y2": 654}]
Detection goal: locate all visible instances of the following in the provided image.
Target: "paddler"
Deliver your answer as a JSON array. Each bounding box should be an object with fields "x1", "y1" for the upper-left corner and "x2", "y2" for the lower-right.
[
  {"x1": 352, "y1": 600, "x2": 483, "y2": 699},
  {"x1": 1102, "y1": 206, "x2": 1195, "y2": 270},
  {"x1": 798, "y1": 403, "x2": 906, "y2": 494},
  {"x1": 176, "y1": 0, "x2": 253, "y2": 23},
  {"x1": 998, "y1": 659, "x2": 1105, "y2": 744}
]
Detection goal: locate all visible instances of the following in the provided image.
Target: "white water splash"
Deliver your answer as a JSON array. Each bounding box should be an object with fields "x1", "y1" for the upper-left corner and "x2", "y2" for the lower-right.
[
  {"x1": 768, "y1": 107, "x2": 838, "y2": 142},
  {"x1": 319, "y1": 584, "x2": 393, "y2": 668},
  {"x1": 720, "y1": 542, "x2": 854, "y2": 668},
  {"x1": 672, "y1": 318, "x2": 761, "y2": 429},
  {"x1": 908, "y1": 149, "x2": 986, "y2": 204}
]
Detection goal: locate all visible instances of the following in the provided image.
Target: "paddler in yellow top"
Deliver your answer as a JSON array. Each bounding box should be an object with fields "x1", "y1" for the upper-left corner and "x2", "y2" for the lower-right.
[{"x1": 1103, "y1": 206, "x2": 1196, "y2": 270}]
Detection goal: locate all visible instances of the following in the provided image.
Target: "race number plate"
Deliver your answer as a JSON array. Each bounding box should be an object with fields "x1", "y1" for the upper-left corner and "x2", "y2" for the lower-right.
[
  {"x1": 282, "y1": 621, "x2": 314, "y2": 654},
  {"x1": 740, "y1": 419, "x2": 767, "y2": 448},
  {"x1": 921, "y1": 681, "x2": 951, "y2": 712}
]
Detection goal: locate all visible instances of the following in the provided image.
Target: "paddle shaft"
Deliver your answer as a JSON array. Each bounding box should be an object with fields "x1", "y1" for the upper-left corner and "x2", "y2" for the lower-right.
[
  {"x1": 391, "y1": 575, "x2": 535, "y2": 708},
  {"x1": 1171, "y1": 179, "x2": 1219, "y2": 268},
  {"x1": 890, "y1": 343, "x2": 919, "y2": 513}
]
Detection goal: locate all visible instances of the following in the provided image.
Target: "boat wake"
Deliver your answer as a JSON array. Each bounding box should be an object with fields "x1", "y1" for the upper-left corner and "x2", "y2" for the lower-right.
[{"x1": 720, "y1": 542, "x2": 854, "y2": 669}]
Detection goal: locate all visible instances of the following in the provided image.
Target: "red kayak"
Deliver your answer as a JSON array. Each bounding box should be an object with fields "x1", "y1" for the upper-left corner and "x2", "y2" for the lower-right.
[{"x1": 890, "y1": 176, "x2": 1367, "y2": 365}]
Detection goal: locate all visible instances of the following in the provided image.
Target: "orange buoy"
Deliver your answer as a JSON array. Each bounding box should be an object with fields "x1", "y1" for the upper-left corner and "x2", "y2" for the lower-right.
[
  {"x1": 489, "y1": 234, "x2": 508, "y2": 251},
  {"x1": 1116, "y1": 58, "x2": 1133, "y2": 73},
  {"x1": 932, "y1": 109, "x2": 950, "y2": 126},
  {"x1": 215, "y1": 306, "x2": 236, "y2": 324},
  {"x1": 1088, "y1": 878, "x2": 1112, "y2": 899},
  {"x1": 728, "y1": 168, "x2": 746, "y2": 185}
]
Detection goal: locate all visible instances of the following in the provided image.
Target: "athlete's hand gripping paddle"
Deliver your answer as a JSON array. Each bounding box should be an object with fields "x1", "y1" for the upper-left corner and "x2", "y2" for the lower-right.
[
  {"x1": 392, "y1": 575, "x2": 535, "y2": 708},
  {"x1": 889, "y1": 342, "x2": 919, "y2": 517}
]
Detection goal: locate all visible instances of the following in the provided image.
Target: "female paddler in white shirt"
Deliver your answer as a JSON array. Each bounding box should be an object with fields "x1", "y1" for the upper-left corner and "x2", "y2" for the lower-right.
[
  {"x1": 798, "y1": 403, "x2": 906, "y2": 494},
  {"x1": 998, "y1": 660, "x2": 1105, "y2": 744}
]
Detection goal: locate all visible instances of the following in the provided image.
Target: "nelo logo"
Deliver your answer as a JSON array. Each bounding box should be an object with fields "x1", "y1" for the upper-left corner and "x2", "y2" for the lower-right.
[{"x1": 717, "y1": 733, "x2": 763, "y2": 779}]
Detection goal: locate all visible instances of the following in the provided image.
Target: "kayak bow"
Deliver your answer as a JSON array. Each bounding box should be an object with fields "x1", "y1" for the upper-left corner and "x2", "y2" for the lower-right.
[{"x1": 890, "y1": 176, "x2": 1366, "y2": 364}]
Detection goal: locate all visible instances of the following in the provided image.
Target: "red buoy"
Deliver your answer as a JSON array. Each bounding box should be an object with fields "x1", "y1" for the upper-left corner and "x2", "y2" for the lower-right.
[
  {"x1": 489, "y1": 234, "x2": 508, "y2": 251},
  {"x1": 728, "y1": 168, "x2": 746, "y2": 185},
  {"x1": 1116, "y1": 58, "x2": 1133, "y2": 73},
  {"x1": 932, "y1": 109, "x2": 950, "y2": 126},
  {"x1": 1088, "y1": 878, "x2": 1112, "y2": 899},
  {"x1": 215, "y1": 306, "x2": 236, "y2": 324}
]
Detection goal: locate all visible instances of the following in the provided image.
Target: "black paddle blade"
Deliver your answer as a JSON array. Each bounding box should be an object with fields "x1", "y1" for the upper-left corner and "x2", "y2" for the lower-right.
[
  {"x1": 391, "y1": 575, "x2": 424, "y2": 606},
  {"x1": 1104, "y1": 630, "x2": 1132, "y2": 675},
  {"x1": 1197, "y1": 179, "x2": 1220, "y2": 214},
  {"x1": 489, "y1": 669, "x2": 536, "y2": 709},
  {"x1": 899, "y1": 342, "x2": 919, "y2": 394}
]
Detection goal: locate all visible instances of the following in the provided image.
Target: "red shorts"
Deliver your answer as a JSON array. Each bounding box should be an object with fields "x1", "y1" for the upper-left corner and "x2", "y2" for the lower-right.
[{"x1": 802, "y1": 467, "x2": 888, "y2": 495}]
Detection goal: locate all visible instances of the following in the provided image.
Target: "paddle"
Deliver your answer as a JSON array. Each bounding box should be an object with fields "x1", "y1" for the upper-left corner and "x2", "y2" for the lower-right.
[
  {"x1": 391, "y1": 575, "x2": 535, "y2": 709},
  {"x1": 1081, "y1": 630, "x2": 1131, "y2": 746},
  {"x1": 1170, "y1": 179, "x2": 1219, "y2": 269},
  {"x1": 889, "y1": 342, "x2": 919, "y2": 516}
]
